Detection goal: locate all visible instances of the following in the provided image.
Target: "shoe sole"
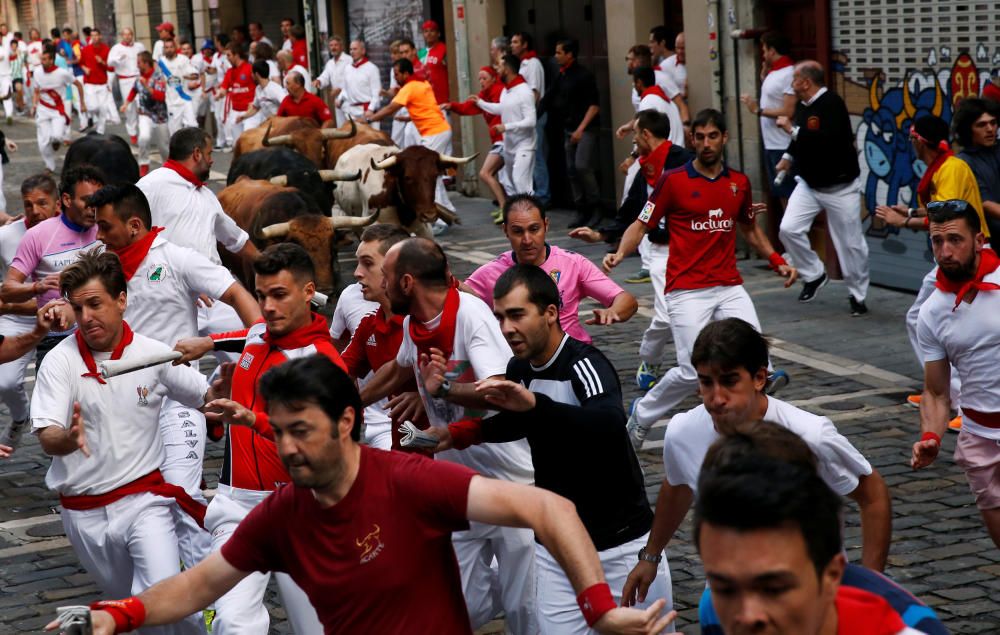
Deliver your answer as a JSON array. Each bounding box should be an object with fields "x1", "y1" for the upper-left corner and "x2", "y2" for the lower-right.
[
  {"x1": 905, "y1": 399, "x2": 920, "y2": 409},
  {"x1": 798, "y1": 277, "x2": 829, "y2": 303},
  {"x1": 766, "y1": 374, "x2": 789, "y2": 395},
  {"x1": 625, "y1": 278, "x2": 651, "y2": 284}
]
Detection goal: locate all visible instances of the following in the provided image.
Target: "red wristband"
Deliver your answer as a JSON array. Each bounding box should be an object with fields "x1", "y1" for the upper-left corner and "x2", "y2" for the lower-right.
[
  {"x1": 768, "y1": 252, "x2": 787, "y2": 270},
  {"x1": 923, "y1": 216, "x2": 930, "y2": 229},
  {"x1": 921, "y1": 431, "x2": 942, "y2": 445},
  {"x1": 90, "y1": 597, "x2": 147, "y2": 633},
  {"x1": 577, "y1": 582, "x2": 616, "y2": 627}
]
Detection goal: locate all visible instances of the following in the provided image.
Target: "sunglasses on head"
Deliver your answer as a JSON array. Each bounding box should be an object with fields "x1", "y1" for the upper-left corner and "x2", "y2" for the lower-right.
[{"x1": 926, "y1": 199, "x2": 973, "y2": 222}]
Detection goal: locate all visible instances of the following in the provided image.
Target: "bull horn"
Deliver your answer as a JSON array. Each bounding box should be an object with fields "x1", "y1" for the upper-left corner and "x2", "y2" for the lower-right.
[
  {"x1": 259, "y1": 221, "x2": 291, "y2": 239},
  {"x1": 327, "y1": 211, "x2": 379, "y2": 229},
  {"x1": 437, "y1": 152, "x2": 479, "y2": 165},
  {"x1": 902, "y1": 74, "x2": 918, "y2": 118},
  {"x1": 869, "y1": 74, "x2": 880, "y2": 112},
  {"x1": 321, "y1": 117, "x2": 357, "y2": 139},
  {"x1": 318, "y1": 169, "x2": 362, "y2": 182},
  {"x1": 262, "y1": 122, "x2": 294, "y2": 147},
  {"x1": 269, "y1": 175, "x2": 288, "y2": 186},
  {"x1": 931, "y1": 78, "x2": 944, "y2": 118},
  {"x1": 370, "y1": 155, "x2": 398, "y2": 170}
]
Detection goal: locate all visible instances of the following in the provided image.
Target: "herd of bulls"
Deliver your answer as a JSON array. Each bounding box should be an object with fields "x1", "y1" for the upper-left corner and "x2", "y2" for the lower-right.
[{"x1": 63, "y1": 115, "x2": 478, "y2": 298}]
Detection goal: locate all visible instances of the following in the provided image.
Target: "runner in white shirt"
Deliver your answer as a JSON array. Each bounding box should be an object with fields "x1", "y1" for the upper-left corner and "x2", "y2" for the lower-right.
[
  {"x1": 474, "y1": 54, "x2": 536, "y2": 195},
  {"x1": 337, "y1": 40, "x2": 381, "y2": 121},
  {"x1": 209, "y1": 45, "x2": 231, "y2": 149},
  {"x1": 26, "y1": 31, "x2": 44, "y2": 75},
  {"x1": 31, "y1": 46, "x2": 86, "y2": 172},
  {"x1": 620, "y1": 318, "x2": 891, "y2": 607},
  {"x1": 32, "y1": 249, "x2": 216, "y2": 635},
  {"x1": 313, "y1": 36, "x2": 351, "y2": 125},
  {"x1": 276, "y1": 50, "x2": 313, "y2": 94},
  {"x1": 157, "y1": 39, "x2": 198, "y2": 134},
  {"x1": 193, "y1": 40, "x2": 218, "y2": 125},
  {"x1": 330, "y1": 281, "x2": 378, "y2": 346},
  {"x1": 0, "y1": 38, "x2": 14, "y2": 121},
  {"x1": 91, "y1": 183, "x2": 262, "y2": 573},
  {"x1": 108, "y1": 27, "x2": 145, "y2": 142},
  {"x1": 362, "y1": 238, "x2": 537, "y2": 633},
  {"x1": 180, "y1": 41, "x2": 206, "y2": 127},
  {"x1": 237, "y1": 60, "x2": 287, "y2": 129}
]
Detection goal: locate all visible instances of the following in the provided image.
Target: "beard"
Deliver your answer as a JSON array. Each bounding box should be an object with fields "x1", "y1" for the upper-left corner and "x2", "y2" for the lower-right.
[
  {"x1": 939, "y1": 254, "x2": 977, "y2": 282},
  {"x1": 388, "y1": 287, "x2": 412, "y2": 315}
]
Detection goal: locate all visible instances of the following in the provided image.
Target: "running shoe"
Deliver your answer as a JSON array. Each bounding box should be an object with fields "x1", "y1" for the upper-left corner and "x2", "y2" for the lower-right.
[
  {"x1": 849, "y1": 296, "x2": 869, "y2": 316},
  {"x1": 765, "y1": 369, "x2": 790, "y2": 395},
  {"x1": 625, "y1": 269, "x2": 651, "y2": 284},
  {"x1": 0, "y1": 419, "x2": 25, "y2": 450},
  {"x1": 635, "y1": 362, "x2": 659, "y2": 391},
  {"x1": 948, "y1": 415, "x2": 962, "y2": 433},
  {"x1": 906, "y1": 394, "x2": 921, "y2": 408},
  {"x1": 626, "y1": 401, "x2": 649, "y2": 451},
  {"x1": 798, "y1": 273, "x2": 828, "y2": 303}
]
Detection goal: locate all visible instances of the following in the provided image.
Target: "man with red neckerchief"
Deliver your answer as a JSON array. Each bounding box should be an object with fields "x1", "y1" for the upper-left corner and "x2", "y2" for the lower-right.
[
  {"x1": 32, "y1": 250, "x2": 216, "y2": 635},
  {"x1": 31, "y1": 45, "x2": 86, "y2": 172},
  {"x1": 79, "y1": 28, "x2": 119, "y2": 134},
  {"x1": 471, "y1": 54, "x2": 535, "y2": 195},
  {"x1": 913, "y1": 200, "x2": 1000, "y2": 551},
  {"x1": 216, "y1": 42, "x2": 255, "y2": 149},
  {"x1": 420, "y1": 20, "x2": 449, "y2": 104},
  {"x1": 90, "y1": 183, "x2": 260, "y2": 575},
  {"x1": 337, "y1": 39, "x2": 381, "y2": 122}
]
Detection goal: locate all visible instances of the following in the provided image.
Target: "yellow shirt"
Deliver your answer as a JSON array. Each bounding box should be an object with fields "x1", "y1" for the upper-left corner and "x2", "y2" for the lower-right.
[
  {"x1": 394, "y1": 79, "x2": 450, "y2": 137},
  {"x1": 925, "y1": 155, "x2": 990, "y2": 238}
]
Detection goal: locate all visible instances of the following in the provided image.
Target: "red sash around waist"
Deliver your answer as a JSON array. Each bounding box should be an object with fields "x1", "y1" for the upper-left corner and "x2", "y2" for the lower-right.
[{"x1": 59, "y1": 469, "x2": 207, "y2": 528}]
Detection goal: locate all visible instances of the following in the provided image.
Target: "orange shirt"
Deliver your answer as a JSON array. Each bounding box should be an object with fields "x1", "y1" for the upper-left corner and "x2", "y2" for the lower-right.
[{"x1": 393, "y1": 79, "x2": 450, "y2": 137}]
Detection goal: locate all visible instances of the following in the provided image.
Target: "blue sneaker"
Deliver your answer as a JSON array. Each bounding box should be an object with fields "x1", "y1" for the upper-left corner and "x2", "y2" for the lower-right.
[
  {"x1": 635, "y1": 362, "x2": 660, "y2": 391},
  {"x1": 766, "y1": 369, "x2": 790, "y2": 395}
]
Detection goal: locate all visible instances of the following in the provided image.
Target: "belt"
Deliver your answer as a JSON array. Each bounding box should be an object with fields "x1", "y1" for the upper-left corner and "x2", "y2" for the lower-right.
[{"x1": 961, "y1": 408, "x2": 1000, "y2": 429}]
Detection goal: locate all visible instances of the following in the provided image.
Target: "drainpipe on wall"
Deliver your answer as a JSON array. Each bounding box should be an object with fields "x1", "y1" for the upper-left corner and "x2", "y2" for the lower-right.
[{"x1": 450, "y1": 0, "x2": 477, "y2": 195}]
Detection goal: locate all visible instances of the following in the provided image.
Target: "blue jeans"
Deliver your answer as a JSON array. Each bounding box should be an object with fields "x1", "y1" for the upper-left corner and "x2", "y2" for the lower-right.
[{"x1": 533, "y1": 112, "x2": 551, "y2": 204}]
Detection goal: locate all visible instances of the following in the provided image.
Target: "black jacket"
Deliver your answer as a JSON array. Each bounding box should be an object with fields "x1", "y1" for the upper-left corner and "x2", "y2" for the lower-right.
[
  {"x1": 786, "y1": 89, "x2": 860, "y2": 188},
  {"x1": 539, "y1": 61, "x2": 600, "y2": 132}
]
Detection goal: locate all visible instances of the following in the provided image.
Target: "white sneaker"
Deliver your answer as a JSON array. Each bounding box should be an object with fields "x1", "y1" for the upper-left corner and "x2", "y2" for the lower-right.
[{"x1": 626, "y1": 409, "x2": 648, "y2": 451}]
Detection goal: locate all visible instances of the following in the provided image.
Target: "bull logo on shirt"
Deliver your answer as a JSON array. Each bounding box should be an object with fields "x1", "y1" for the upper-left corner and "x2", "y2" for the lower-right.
[
  {"x1": 356, "y1": 524, "x2": 384, "y2": 563},
  {"x1": 691, "y1": 208, "x2": 734, "y2": 233},
  {"x1": 137, "y1": 385, "x2": 150, "y2": 406}
]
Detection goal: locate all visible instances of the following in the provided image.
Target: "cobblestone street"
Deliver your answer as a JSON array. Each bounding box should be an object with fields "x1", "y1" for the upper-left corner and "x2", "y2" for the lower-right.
[{"x1": 0, "y1": 116, "x2": 996, "y2": 633}]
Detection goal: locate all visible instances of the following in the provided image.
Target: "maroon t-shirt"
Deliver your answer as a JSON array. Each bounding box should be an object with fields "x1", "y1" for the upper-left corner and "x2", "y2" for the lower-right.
[{"x1": 221, "y1": 446, "x2": 477, "y2": 634}]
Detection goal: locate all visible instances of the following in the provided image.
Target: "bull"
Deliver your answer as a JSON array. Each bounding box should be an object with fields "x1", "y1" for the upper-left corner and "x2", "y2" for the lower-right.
[
  {"x1": 333, "y1": 143, "x2": 476, "y2": 237},
  {"x1": 218, "y1": 178, "x2": 376, "y2": 296},
  {"x1": 262, "y1": 117, "x2": 357, "y2": 167},
  {"x1": 227, "y1": 148, "x2": 361, "y2": 215},
  {"x1": 232, "y1": 116, "x2": 319, "y2": 160},
  {"x1": 63, "y1": 133, "x2": 140, "y2": 184}
]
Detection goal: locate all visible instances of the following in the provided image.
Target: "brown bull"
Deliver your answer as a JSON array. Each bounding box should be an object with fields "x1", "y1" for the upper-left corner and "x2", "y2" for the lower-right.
[
  {"x1": 323, "y1": 120, "x2": 393, "y2": 169},
  {"x1": 232, "y1": 116, "x2": 318, "y2": 160},
  {"x1": 218, "y1": 178, "x2": 375, "y2": 295}
]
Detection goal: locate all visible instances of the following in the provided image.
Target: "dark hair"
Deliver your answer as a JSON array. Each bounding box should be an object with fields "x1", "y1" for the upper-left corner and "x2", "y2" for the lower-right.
[
  {"x1": 395, "y1": 237, "x2": 448, "y2": 287},
  {"x1": 556, "y1": 39, "x2": 578, "y2": 58},
  {"x1": 690, "y1": 318, "x2": 769, "y2": 377},
  {"x1": 21, "y1": 173, "x2": 58, "y2": 197},
  {"x1": 60, "y1": 248, "x2": 127, "y2": 299},
  {"x1": 86, "y1": 184, "x2": 152, "y2": 229},
  {"x1": 628, "y1": 44, "x2": 652, "y2": 65},
  {"x1": 635, "y1": 109, "x2": 671, "y2": 140},
  {"x1": 253, "y1": 242, "x2": 316, "y2": 282},
  {"x1": 398, "y1": 37, "x2": 416, "y2": 50},
  {"x1": 632, "y1": 66, "x2": 655, "y2": 89},
  {"x1": 703, "y1": 420, "x2": 818, "y2": 473},
  {"x1": 926, "y1": 199, "x2": 982, "y2": 234},
  {"x1": 252, "y1": 59, "x2": 270, "y2": 79},
  {"x1": 501, "y1": 193, "x2": 545, "y2": 224},
  {"x1": 249, "y1": 21, "x2": 264, "y2": 31},
  {"x1": 286, "y1": 71, "x2": 305, "y2": 87},
  {"x1": 394, "y1": 57, "x2": 414, "y2": 75},
  {"x1": 953, "y1": 98, "x2": 1000, "y2": 147},
  {"x1": 694, "y1": 456, "x2": 843, "y2": 578},
  {"x1": 649, "y1": 26, "x2": 675, "y2": 47},
  {"x1": 168, "y1": 127, "x2": 212, "y2": 161},
  {"x1": 501, "y1": 53, "x2": 521, "y2": 75},
  {"x1": 138, "y1": 50, "x2": 153, "y2": 65},
  {"x1": 259, "y1": 355, "x2": 364, "y2": 441},
  {"x1": 216, "y1": 33, "x2": 230, "y2": 47},
  {"x1": 760, "y1": 32, "x2": 791, "y2": 56},
  {"x1": 60, "y1": 165, "x2": 107, "y2": 200},
  {"x1": 361, "y1": 223, "x2": 411, "y2": 255},
  {"x1": 281, "y1": 17, "x2": 294, "y2": 26},
  {"x1": 512, "y1": 31, "x2": 534, "y2": 50},
  {"x1": 255, "y1": 41, "x2": 274, "y2": 61},
  {"x1": 231, "y1": 25, "x2": 248, "y2": 40},
  {"x1": 42, "y1": 43, "x2": 57, "y2": 58},
  {"x1": 493, "y1": 264, "x2": 562, "y2": 315},
  {"x1": 290, "y1": 25, "x2": 305, "y2": 40},
  {"x1": 62, "y1": 27, "x2": 72, "y2": 35},
  {"x1": 227, "y1": 41, "x2": 246, "y2": 60},
  {"x1": 691, "y1": 108, "x2": 728, "y2": 135},
  {"x1": 913, "y1": 115, "x2": 950, "y2": 147}
]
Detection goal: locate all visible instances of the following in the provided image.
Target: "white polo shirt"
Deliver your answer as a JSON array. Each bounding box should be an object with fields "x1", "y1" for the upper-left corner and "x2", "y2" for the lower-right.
[
  {"x1": 108, "y1": 41, "x2": 145, "y2": 78},
  {"x1": 663, "y1": 398, "x2": 872, "y2": 497},
  {"x1": 759, "y1": 65, "x2": 795, "y2": 150},
  {"x1": 329, "y1": 282, "x2": 378, "y2": 340},
  {"x1": 637, "y1": 90, "x2": 684, "y2": 147},
  {"x1": 31, "y1": 332, "x2": 208, "y2": 495},
  {"x1": 518, "y1": 55, "x2": 545, "y2": 100}
]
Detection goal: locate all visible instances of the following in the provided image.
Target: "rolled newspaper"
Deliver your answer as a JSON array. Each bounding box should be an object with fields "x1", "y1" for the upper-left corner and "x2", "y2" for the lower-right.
[
  {"x1": 98, "y1": 350, "x2": 183, "y2": 379},
  {"x1": 398, "y1": 421, "x2": 439, "y2": 449},
  {"x1": 312, "y1": 291, "x2": 329, "y2": 307},
  {"x1": 54, "y1": 605, "x2": 92, "y2": 635}
]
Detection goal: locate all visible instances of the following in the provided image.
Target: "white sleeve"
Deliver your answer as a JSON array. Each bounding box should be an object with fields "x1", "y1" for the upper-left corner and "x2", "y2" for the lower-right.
[
  {"x1": 213, "y1": 207, "x2": 251, "y2": 254},
  {"x1": 465, "y1": 306, "x2": 512, "y2": 380},
  {"x1": 815, "y1": 419, "x2": 873, "y2": 496},
  {"x1": 504, "y1": 92, "x2": 536, "y2": 132},
  {"x1": 365, "y1": 65, "x2": 382, "y2": 104},
  {"x1": 30, "y1": 348, "x2": 75, "y2": 433},
  {"x1": 161, "y1": 361, "x2": 209, "y2": 409},
  {"x1": 330, "y1": 297, "x2": 350, "y2": 338},
  {"x1": 178, "y1": 246, "x2": 237, "y2": 300},
  {"x1": 317, "y1": 61, "x2": 332, "y2": 89},
  {"x1": 915, "y1": 306, "x2": 947, "y2": 363},
  {"x1": 477, "y1": 98, "x2": 502, "y2": 115},
  {"x1": 396, "y1": 324, "x2": 417, "y2": 369},
  {"x1": 655, "y1": 70, "x2": 681, "y2": 100},
  {"x1": 661, "y1": 418, "x2": 701, "y2": 488}
]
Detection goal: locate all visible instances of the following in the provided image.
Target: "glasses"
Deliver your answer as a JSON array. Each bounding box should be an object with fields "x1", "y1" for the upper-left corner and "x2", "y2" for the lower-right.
[{"x1": 926, "y1": 199, "x2": 974, "y2": 222}]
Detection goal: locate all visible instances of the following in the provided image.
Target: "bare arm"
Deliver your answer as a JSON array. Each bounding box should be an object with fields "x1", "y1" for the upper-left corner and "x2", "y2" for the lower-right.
[
  {"x1": 219, "y1": 281, "x2": 262, "y2": 327},
  {"x1": 574, "y1": 105, "x2": 600, "y2": 138},
  {"x1": 235, "y1": 240, "x2": 260, "y2": 264},
  {"x1": 365, "y1": 100, "x2": 403, "y2": 123},
  {"x1": 673, "y1": 95, "x2": 689, "y2": 126},
  {"x1": 621, "y1": 480, "x2": 693, "y2": 606},
  {"x1": 359, "y1": 359, "x2": 410, "y2": 406},
  {"x1": 913, "y1": 359, "x2": 950, "y2": 469},
  {"x1": 603, "y1": 220, "x2": 648, "y2": 272},
  {"x1": 983, "y1": 200, "x2": 1000, "y2": 221},
  {"x1": 73, "y1": 79, "x2": 86, "y2": 111},
  {"x1": 846, "y1": 470, "x2": 891, "y2": 572},
  {"x1": 2, "y1": 267, "x2": 58, "y2": 302},
  {"x1": 0, "y1": 299, "x2": 69, "y2": 363},
  {"x1": 586, "y1": 291, "x2": 638, "y2": 326}
]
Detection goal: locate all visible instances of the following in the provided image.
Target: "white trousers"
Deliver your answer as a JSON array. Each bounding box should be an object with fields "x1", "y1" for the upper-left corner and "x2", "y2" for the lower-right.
[
  {"x1": 83, "y1": 83, "x2": 120, "y2": 134},
  {"x1": 118, "y1": 76, "x2": 139, "y2": 136},
  {"x1": 634, "y1": 285, "x2": 762, "y2": 427},
  {"x1": 535, "y1": 532, "x2": 673, "y2": 635},
  {"x1": 0, "y1": 317, "x2": 34, "y2": 421},
  {"x1": 418, "y1": 129, "x2": 456, "y2": 213},
  {"x1": 502, "y1": 146, "x2": 535, "y2": 196},
  {"x1": 159, "y1": 398, "x2": 211, "y2": 570},
  {"x1": 197, "y1": 301, "x2": 243, "y2": 365},
  {"x1": 205, "y1": 486, "x2": 323, "y2": 635},
  {"x1": 453, "y1": 520, "x2": 537, "y2": 634},
  {"x1": 213, "y1": 95, "x2": 228, "y2": 146},
  {"x1": 0, "y1": 157, "x2": 5, "y2": 212},
  {"x1": 779, "y1": 178, "x2": 870, "y2": 302},
  {"x1": 364, "y1": 419, "x2": 392, "y2": 449},
  {"x1": 0, "y1": 75, "x2": 12, "y2": 117},
  {"x1": 62, "y1": 492, "x2": 206, "y2": 634},
  {"x1": 906, "y1": 266, "x2": 962, "y2": 404},
  {"x1": 639, "y1": 240, "x2": 671, "y2": 365},
  {"x1": 36, "y1": 108, "x2": 69, "y2": 171},
  {"x1": 167, "y1": 102, "x2": 197, "y2": 136},
  {"x1": 222, "y1": 108, "x2": 246, "y2": 149},
  {"x1": 138, "y1": 114, "x2": 170, "y2": 167},
  {"x1": 622, "y1": 159, "x2": 640, "y2": 206}
]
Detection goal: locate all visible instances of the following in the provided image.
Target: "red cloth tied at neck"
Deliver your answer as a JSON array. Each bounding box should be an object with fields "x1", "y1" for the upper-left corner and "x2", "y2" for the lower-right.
[
  {"x1": 504, "y1": 75, "x2": 527, "y2": 89},
  {"x1": 76, "y1": 321, "x2": 134, "y2": 384},
  {"x1": 559, "y1": 59, "x2": 575, "y2": 74},
  {"x1": 262, "y1": 312, "x2": 331, "y2": 349},
  {"x1": 42, "y1": 64, "x2": 57, "y2": 72},
  {"x1": 479, "y1": 65, "x2": 498, "y2": 79},
  {"x1": 408, "y1": 283, "x2": 460, "y2": 361},
  {"x1": 521, "y1": 50, "x2": 538, "y2": 60},
  {"x1": 353, "y1": 56, "x2": 369, "y2": 68},
  {"x1": 934, "y1": 247, "x2": 1000, "y2": 311},
  {"x1": 112, "y1": 227, "x2": 164, "y2": 281},
  {"x1": 640, "y1": 85, "x2": 669, "y2": 102},
  {"x1": 768, "y1": 55, "x2": 794, "y2": 73},
  {"x1": 163, "y1": 159, "x2": 205, "y2": 189}
]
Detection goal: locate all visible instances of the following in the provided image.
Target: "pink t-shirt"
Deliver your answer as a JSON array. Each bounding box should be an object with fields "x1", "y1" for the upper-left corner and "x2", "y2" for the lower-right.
[
  {"x1": 11, "y1": 214, "x2": 100, "y2": 307},
  {"x1": 465, "y1": 244, "x2": 624, "y2": 344}
]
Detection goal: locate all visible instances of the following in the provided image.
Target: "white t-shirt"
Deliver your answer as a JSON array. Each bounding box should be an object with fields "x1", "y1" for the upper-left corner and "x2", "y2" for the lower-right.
[
  {"x1": 329, "y1": 282, "x2": 378, "y2": 340},
  {"x1": 316, "y1": 54, "x2": 351, "y2": 92},
  {"x1": 138, "y1": 166, "x2": 249, "y2": 266},
  {"x1": 637, "y1": 90, "x2": 684, "y2": 147},
  {"x1": 396, "y1": 292, "x2": 533, "y2": 483},
  {"x1": 0, "y1": 219, "x2": 33, "y2": 329},
  {"x1": 210, "y1": 52, "x2": 232, "y2": 90},
  {"x1": 917, "y1": 270, "x2": 1000, "y2": 440},
  {"x1": 32, "y1": 66, "x2": 75, "y2": 118},
  {"x1": 476, "y1": 81, "x2": 536, "y2": 153},
  {"x1": 660, "y1": 55, "x2": 686, "y2": 96},
  {"x1": 124, "y1": 236, "x2": 236, "y2": 347},
  {"x1": 26, "y1": 40, "x2": 44, "y2": 70},
  {"x1": 663, "y1": 398, "x2": 872, "y2": 497},
  {"x1": 152, "y1": 39, "x2": 164, "y2": 61},
  {"x1": 518, "y1": 56, "x2": 545, "y2": 100},
  {"x1": 108, "y1": 41, "x2": 145, "y2": 78},
  {"x1": 759, "y1": 65, "x2": 795, "y2": 150},
  {"x1": 31, "y1": 332, "x2": 208, "y2": 495},
  {"x1": 252, "y1": 81, "x2": 288, "y2": 120},
  {"x1": 158, "y1": 53, "x2": 196, "y2": 111}
]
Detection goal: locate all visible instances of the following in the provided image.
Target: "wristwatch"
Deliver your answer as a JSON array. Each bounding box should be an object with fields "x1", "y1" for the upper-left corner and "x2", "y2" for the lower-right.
[
  {"x1": 637, "y1": 547, "x2": 662, "y2": 564},
  {"x1": 434, "y1": 378, "x2": 452, "y2": 399}
]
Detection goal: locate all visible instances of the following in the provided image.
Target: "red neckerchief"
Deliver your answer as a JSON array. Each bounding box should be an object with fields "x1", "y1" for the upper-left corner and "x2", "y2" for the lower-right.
[
  {"x1": 559, "y1": 59, "x2": 575, "y2": 74},
  {"x1": 112, "y1": 227, "x2": 164, "y2": 280},
  {"x1": 42, "y1": 64, "x2": 57, "y2": 72},
  {"x1": 916, "y1": 149, "x2": 955, "y2": 207},
  {"x1": 504, "y1": 75, "x2": 527, "y2": 89},
  {"x1": 768, "y1": 55, "x2": 794, "y2": 73},
  {"x1": 76, "y1": 321, "x2": 134, "y2": 384},
  {"x1": 934, "y1": 248, "x2": 1000, "y2": 311},
  {"x1": 640, "y1": 85, "x2": 669, "y2": 102},
  {"x1": 835, "y1": 586, "x2": 905, "y2": 635},
  {"x1": 353, "y1": 56, "x2": 369, "y2": 68},
  {"x1": 638, "y1": 140, "x2": 673, "y2": 187},
  {"x1": 652, "y1": 64, "x2": 661, "y2": 71},
  {"x1": 140, "y1": 66, "x2": 154, "y2": 79},
  {"x1": 262, "y1": 312, "x2": 330, "y2": 349},
  {"x1": 408, "y1": 284, "x2": 460, "y2": 361},
  {"x1": 162, "y1": 159, "x2": 205, "y2": 189},
  {"x1": 372, "y1": 307, "x2": 405, "y2": 338},
  {"x1": 521, "y1": 50, "x2": 537, "y2": 60}
]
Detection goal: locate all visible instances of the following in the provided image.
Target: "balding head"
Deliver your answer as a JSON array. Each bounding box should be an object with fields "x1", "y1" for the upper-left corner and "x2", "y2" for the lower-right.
[
  {"x1": 382, "y1": 237, "x2": 450, "y2": 316},
  {"x1": 791, "y1": 60, "x2": 825, "y2": 100}
]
